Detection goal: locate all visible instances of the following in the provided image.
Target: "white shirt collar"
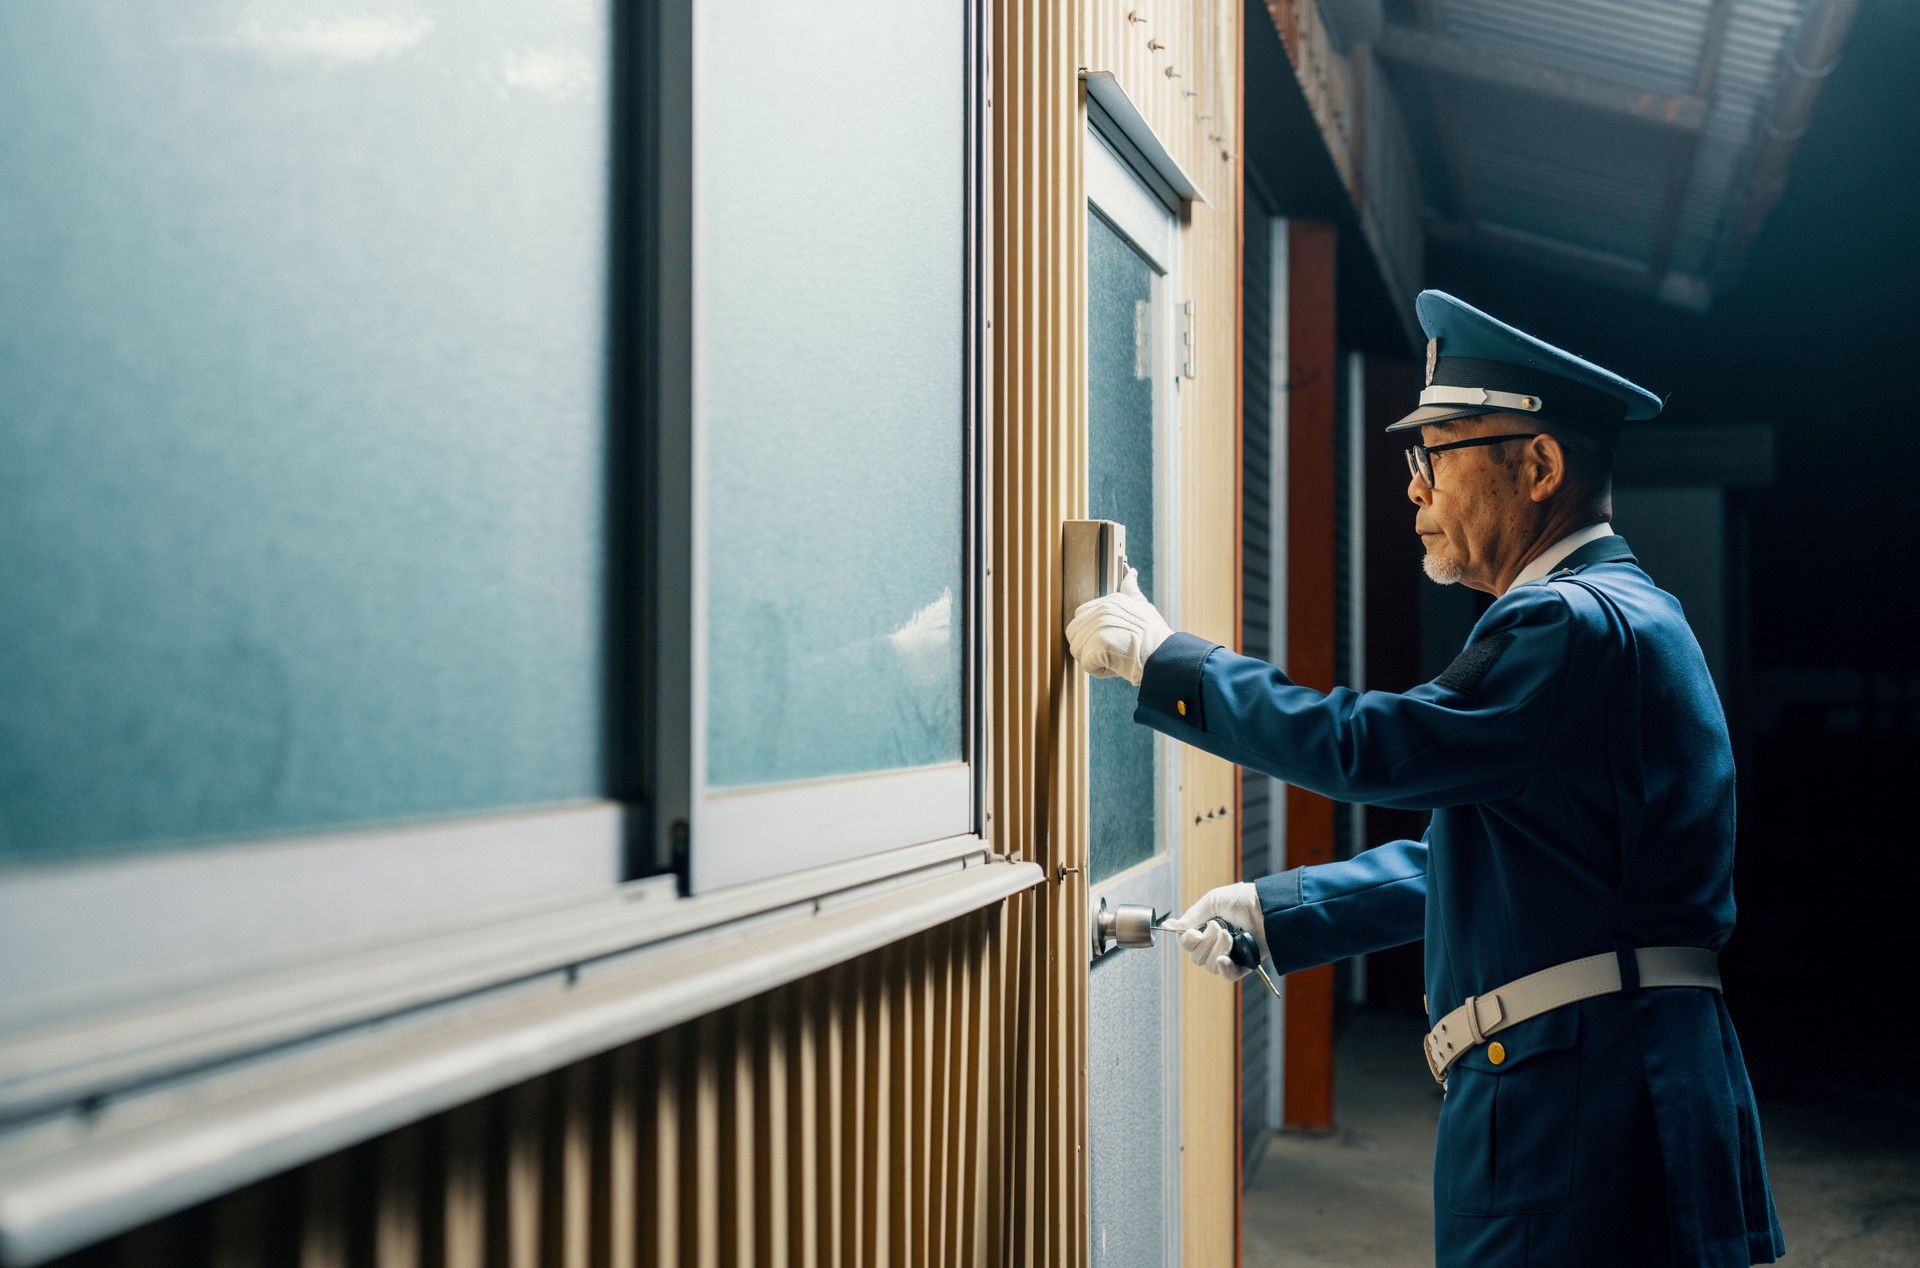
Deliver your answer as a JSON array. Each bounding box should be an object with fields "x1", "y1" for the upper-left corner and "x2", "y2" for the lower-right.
[{"x1": 1509, "y1": 522, "x2": 1614, "y2": 590}]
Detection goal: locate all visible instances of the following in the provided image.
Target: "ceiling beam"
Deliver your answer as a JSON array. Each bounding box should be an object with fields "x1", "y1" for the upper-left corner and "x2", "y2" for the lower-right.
[
  {"x1": 1647, "y1": 0, "x2": 1738, "y2": 281},
  {"x1": 1405, "y1": 0, "x2": 1478, "y2": 229},
  {"x1": 1375, "y1": 23, "x2": 1708, "y2": 131},
  {"x1": 1429, "y1": 219, "x2": 1662, "y2": 297}
]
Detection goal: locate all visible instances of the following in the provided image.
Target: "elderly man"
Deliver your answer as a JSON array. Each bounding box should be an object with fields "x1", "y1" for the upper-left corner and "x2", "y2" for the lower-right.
[{"x1": 1066, "y1": 291, "x2": 1782, "y2": 1267}]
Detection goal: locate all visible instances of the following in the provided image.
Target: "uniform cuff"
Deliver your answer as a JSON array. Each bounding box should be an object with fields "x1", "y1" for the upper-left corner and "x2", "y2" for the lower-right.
[
  {"x1": 1137, "y1": 632, "x2": 1220, "y2": 728},
  {"x1": 1254, "y1": 868, "x2": 1304, "y2": 921}
]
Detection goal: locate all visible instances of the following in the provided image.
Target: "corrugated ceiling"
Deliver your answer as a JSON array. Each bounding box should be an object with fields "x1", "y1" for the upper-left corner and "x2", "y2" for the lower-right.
[{"x1": 1377, "y1": 0, "x2": 1837, "y2": 308}]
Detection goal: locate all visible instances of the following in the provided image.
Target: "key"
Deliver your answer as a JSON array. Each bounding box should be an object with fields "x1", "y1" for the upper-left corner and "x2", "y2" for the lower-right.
[
  {"x1": 1156, "y1": 918, "x2": 1283, "y2": 999},
  {"x1": 1216, "y1": 921, "x2": 1285, "y2": 1000}
]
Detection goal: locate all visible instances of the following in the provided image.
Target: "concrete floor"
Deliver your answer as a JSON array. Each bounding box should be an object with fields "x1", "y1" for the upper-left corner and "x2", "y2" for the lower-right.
[{"x1": 1242, "y1": 1009, "x2": 1920, "y2": 1266}]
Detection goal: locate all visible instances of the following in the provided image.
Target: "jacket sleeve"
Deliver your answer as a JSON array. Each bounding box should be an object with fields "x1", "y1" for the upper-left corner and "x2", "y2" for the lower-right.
[
  {"x1": 1255, "y1": 836, "x2": 1428, "y2": 976},
  {"x1": 1134, "y1": 585, "x2": 1577, "y2": 809}
]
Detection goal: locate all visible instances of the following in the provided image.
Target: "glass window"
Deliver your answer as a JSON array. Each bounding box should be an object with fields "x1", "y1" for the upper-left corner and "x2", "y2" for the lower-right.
[
  {"x1": 0, "y1": 4, "x2": 611, "y2": 864},
  {"x1": 1086, "y1": 212, "x2": 1164, "y2": 882},
  {"x1": 1084, "y1": 125, "x2": 1183, "y2": 1262},
  {"x1": 690, "y1": 0, "x2": 972, "y2": 889}
]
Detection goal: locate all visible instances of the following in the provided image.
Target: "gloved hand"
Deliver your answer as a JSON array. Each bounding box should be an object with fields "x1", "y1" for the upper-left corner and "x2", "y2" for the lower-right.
[
  {"x1": 1163, "y1": 882, "x2": 1269, "y2": 981},
  {"x1": 1064, "y1": 568, "x2": 1173, "y2": 686}
]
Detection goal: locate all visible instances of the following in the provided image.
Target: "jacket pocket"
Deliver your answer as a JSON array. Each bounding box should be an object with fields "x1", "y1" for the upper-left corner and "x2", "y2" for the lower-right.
[{"x1": 1439, "y1": 1008, "x2": 1582, "y2": 1216}]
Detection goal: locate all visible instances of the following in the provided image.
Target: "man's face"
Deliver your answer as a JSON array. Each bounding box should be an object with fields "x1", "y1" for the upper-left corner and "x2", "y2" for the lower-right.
[{"x1": 1406, "y1": 414, "x2": 1538, "y2": 591}]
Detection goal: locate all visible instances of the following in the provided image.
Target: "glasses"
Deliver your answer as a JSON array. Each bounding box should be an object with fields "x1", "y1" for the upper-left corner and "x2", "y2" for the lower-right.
[{"x1": 1404, "y1": 433, "x2": 1537, "y2": 488}]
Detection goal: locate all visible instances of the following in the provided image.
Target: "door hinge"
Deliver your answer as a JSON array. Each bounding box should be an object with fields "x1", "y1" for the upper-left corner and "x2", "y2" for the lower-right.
[{"x1": 1180, "y1": 299, "x2": 1197, "y2": 379}]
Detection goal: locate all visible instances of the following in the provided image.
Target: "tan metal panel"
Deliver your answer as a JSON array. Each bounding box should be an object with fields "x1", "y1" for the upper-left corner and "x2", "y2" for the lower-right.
[
  {"x1": 889, "y1": 942, "x2": 916, "y2": 1268},
  {"x1": 67, "y1": 910, "x2": 1015, "y2": 1268},
  {"x1": 782, "y1": 981, "x2": 815, "y2": 1268},
  {"x1": 691, "y1": 1018, "x2": 721, "y2": 1268},
  {"x1": 817, "y1": 971, "x2": 844, "y2": 1268},
  {"x1": 638, "y1": 1031, "x2": 680, "y2": 1268},
  {"x1": 926, "y1": 924, "x2": 953, "y2": 1268},
  {"x1": 990, "y1": 2, "x2": 1091, "y2": 1265},
  {"x1": 556, "y1": 1062, "x2": 592, "y2": 1268},
  {"x1": 721, "y1": 1006, "x2": 748, "y2": 1260},
  {"x1": 441, "y1": 1101, "x2": 487, "y2": 1268},
  {"x1": 1088, "y1": 0, "x2": 1238, "y2": 186},
  {"x1": 374, "y1": 1126, "x2": 423, "y2": 1268},
  {"x1": 605, "y1": 1045, "x2": 640, "y2": 1268},
  {"x1": 754, "y1": 996, "x2": 788, "y2": 1268},
  {"x1": 501, "y1": 1076, "x2": 546, "y2": 1268}
]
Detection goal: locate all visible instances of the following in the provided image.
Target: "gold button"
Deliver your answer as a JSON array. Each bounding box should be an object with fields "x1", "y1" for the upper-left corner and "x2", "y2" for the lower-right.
[
  {"x1": 1176, "y1": 700, "x2": 1187, "y2": 716},
  {"x1": 1487, "y1": 1042, "x2": 1506, "y2": 1066}
]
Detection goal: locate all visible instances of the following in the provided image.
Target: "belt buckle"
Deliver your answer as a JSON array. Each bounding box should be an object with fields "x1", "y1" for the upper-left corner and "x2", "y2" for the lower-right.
[{"x1": 1423, "y1": 1032, "x2": 1447, "y2": 1085}]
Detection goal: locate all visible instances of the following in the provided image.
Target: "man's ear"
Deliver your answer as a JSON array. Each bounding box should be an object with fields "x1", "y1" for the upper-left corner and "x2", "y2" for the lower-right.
[{"x1": 1527, "y1": 433, "x2": 1569, "y2": 503}]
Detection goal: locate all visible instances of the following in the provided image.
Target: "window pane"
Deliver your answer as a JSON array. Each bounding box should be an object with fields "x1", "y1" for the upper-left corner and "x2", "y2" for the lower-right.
[
  {"x1": 699, "y1": 1, "x2": 966, "y2": 789},
  {"x1": 0, "y1": 4, "x2": 610, "y2": 862},
  {"x1": 1087, "y1": 212, "x2": 1160, "y2": 882}
]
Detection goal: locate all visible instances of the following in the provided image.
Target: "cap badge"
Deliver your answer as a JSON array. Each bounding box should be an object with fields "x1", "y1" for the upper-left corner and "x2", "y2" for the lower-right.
[{"x1": 1425, "y1": 338, "x2": 1439, "y2": 387}]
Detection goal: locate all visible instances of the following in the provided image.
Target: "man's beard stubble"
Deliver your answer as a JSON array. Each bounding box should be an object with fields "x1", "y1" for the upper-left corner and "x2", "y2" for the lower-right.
[{"x1": 1422, "y1": 552, "x2": 1465, "y2": 586}]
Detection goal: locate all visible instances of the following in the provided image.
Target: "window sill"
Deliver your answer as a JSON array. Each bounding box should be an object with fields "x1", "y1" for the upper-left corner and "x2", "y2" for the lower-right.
[{"x1": 0, "y1": 836, "x2": 1040, "y2": 1266}]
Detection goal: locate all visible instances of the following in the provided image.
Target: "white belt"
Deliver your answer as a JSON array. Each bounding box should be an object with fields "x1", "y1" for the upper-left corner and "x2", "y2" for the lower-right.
[{"x1": 1423, "y1": 946, "x2": 1721, "y2": 1084}]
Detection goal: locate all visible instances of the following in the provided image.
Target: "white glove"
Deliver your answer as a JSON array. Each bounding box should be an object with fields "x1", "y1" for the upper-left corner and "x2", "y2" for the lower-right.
[
  {"x1": 1064, "y1": 568, "x2": 1173, "y2": 686},
  {"x1": 1163, "y1": 882, "x2": 1269, "y2": 981}
]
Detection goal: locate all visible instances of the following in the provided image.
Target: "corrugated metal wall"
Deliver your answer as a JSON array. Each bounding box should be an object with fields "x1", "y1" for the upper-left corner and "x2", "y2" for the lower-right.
[
  {"x1": 1237, "y1": 194, "x2": 1274, "y2": 1172},
  {"x1": 986, "y1": 0, "x2": 1089, "y2": 1262},
  {"x1": 48, "y1": 909, "x2": 1012, "y2": 1268}
]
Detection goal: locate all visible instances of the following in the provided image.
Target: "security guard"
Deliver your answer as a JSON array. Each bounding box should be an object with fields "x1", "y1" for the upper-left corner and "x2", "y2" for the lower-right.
[{"x1": 1066, "y1": 291, "x2": 1783, "y2": 1266}]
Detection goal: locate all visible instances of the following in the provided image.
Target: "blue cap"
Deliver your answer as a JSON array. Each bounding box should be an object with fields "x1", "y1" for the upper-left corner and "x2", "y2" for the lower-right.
[{"x1": 1388, "y1": 290, "x2": 1663, "y2": 446}]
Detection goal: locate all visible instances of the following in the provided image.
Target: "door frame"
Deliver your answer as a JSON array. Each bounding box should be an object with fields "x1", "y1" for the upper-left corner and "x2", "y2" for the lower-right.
[{"x1": 1084, "y1": 116, "x2": 1184, "y2": 1268}]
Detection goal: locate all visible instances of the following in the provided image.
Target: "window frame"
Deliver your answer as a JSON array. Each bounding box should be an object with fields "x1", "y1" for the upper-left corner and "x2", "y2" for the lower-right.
[
  {"x1": 0, "y1": 804, "x2": 626, "y2": 1025},
  {"x1": 1083, "y1": 122, "x2": 1184, "y2": 894},
  {"x1": 658, "y1": 0, "x2": 991, "y2": 895},
  {"x1": 0, "y1": 0, "x2": 635, "y2": 1019},
  {"x1": 0, "y1": 0, "x2": 992, "y2": 1021}
]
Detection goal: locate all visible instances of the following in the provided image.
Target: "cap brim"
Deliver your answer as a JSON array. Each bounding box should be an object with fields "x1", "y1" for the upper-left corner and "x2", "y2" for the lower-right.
[{"x1": 1383, "y1": 404, "x2": 1499, "y2": 432}]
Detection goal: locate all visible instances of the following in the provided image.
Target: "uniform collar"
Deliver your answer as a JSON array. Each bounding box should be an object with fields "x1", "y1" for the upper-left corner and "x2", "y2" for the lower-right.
[
  {"x1": 1510, "y1": 522, "x2": 1615, "y2": 589},
  {"x1": 1554, "y1": 532, "x2": 1636, "y2": 572}
]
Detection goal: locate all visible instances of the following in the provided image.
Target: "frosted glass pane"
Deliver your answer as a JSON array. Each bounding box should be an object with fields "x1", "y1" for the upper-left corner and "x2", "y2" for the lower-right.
[
  {"x1": 699, "y1": 1, "x2": 966, "y2": 788},
  {"x1": 1088, "y1": 213, "x2": 1160, "y2": 882},
  {"x1": 1089, "y1": 936, "x2": 1170, "y2": 1267},
  {"x1": 0, "y1": 4, "x2": 610, "y2": 863}
]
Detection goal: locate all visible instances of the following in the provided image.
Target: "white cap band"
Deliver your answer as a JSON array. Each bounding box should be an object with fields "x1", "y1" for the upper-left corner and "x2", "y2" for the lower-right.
[{"x1": 1417, "y1": 386, "x2": 1543, "y2": 413}]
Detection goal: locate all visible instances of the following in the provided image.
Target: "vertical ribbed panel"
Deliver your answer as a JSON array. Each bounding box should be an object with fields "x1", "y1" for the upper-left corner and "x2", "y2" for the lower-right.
[
  {"x1": 989, "y1": 2, "x2": 1087, "y2": 1266},
  {"x1": 50, "y1": 910, "x2": 1010, "y2": 1268},
  {"x1": 1238, "y1": 192, "x2": 1275, "y2": 1177}
]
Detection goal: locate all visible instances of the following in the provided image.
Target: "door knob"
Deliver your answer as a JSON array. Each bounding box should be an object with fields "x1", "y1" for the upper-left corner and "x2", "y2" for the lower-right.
[{"x1": 1092, "y1": 896, "x2": 1159, "y2": 956}]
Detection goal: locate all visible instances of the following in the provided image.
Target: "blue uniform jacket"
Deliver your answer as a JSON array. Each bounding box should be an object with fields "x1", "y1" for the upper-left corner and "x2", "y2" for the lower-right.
[{"x1": 1135, "y1": 536, "x2": 1783, "y2": 1267}]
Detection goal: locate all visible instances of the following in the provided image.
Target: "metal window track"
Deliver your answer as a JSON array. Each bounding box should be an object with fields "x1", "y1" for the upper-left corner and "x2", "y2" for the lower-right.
[{"x1": 0, "y1": 839, "x2": 1040, "y2": 1266}]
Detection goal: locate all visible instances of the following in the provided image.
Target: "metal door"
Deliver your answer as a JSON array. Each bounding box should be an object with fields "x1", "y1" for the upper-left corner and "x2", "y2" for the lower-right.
[{"x1": 1084, "y1": 124, "x2": 1182, "y2": 1268}]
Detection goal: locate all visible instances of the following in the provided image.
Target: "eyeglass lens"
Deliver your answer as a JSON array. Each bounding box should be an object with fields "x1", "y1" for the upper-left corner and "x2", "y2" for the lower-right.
[{"x1": 1405, "y1": 445, "x2": 1433, "y2": 486}]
